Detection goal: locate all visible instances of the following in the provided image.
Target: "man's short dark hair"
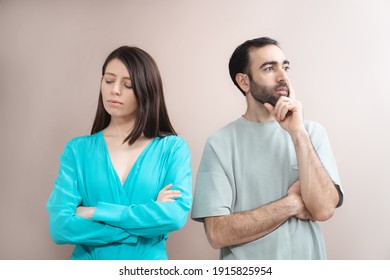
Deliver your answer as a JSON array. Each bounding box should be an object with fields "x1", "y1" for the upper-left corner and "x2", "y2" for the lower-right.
[{"x1": 228, "y1": 37, "x2": 279, "y2": 95}]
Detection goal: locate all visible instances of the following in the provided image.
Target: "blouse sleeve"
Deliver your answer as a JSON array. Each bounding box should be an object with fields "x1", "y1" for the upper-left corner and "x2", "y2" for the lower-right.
[
  {"x1": 92, "y1": 137, "x2": 192, "y2": 238},
  {"x1": 46, "y1": 140, "x2": 137, "y2": 245}
]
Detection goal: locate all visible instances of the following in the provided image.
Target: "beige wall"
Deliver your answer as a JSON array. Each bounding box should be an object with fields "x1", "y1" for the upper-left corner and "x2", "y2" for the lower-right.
[{"x1": 1, "y1": 0, "x2": 389, "y2": 259}]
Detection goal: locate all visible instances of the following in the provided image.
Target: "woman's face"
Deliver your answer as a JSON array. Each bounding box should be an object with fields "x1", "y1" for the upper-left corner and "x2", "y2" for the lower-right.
[{"x1": 101, "y1": 58, "x2": 138, "y2": 121}]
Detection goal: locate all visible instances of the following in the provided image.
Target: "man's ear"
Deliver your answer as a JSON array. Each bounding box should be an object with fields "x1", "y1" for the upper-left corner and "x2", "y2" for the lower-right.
[{"x1": 235, "y1": 73, "x2": 250, "y2": 94}]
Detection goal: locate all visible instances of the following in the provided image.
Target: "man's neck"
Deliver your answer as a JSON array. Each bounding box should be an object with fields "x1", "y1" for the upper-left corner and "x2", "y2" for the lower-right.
[{"x1": 243, "y1": 97, "x2": 275, "y2": 123}]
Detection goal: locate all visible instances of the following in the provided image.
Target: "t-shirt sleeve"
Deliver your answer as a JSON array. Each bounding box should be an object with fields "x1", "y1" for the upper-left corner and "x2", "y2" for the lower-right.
[
  {"x1": 191, "y1": 139, "x2": 233, "y2": 222},
  {"x1": 310, "y1": 123, "x2": 344, "y2": 207}
]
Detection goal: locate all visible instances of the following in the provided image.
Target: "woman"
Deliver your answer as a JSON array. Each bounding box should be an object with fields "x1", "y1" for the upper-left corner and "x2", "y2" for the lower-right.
[{"x1": 46, "y1": 46, "x2": 192, "y2": 260}]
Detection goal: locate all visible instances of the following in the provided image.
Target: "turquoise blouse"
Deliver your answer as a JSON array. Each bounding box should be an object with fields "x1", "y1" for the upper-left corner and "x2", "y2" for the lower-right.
[{"x1": 46, "y1": 131, "x2": 192, "y2": 260}]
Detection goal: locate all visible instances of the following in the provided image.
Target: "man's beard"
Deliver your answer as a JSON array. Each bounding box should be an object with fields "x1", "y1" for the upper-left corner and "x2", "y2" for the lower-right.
[{"x1": 250, "y1": 79, "x2": 289, "y2": 106}]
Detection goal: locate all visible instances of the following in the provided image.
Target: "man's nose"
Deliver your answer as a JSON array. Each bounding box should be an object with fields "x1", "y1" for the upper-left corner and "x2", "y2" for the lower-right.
[{"x1": 276, "y1": 68, "x2": 288, "y2": 82}]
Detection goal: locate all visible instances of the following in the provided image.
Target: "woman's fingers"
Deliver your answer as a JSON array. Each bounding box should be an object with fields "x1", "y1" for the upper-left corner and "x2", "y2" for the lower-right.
[
  {"x1": 157, "y1": 184, "x2": 181, "y2": 202},
  {"x1": 161, "y1": 183, "x2": 173, "y2": 190}
]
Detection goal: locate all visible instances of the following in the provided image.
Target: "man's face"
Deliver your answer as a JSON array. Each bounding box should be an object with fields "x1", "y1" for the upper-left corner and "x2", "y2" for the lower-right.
[{"x1": 247, "y1": 45, "x2": 290, "y2": 105}]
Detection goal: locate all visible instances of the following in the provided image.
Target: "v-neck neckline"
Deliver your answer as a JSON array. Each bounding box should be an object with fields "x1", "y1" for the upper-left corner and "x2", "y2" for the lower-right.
[{"x1": 99, "y1": 131, "x2": 157, "y2": 187}]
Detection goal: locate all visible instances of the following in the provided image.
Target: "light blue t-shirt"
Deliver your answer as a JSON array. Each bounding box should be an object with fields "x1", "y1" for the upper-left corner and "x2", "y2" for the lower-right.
[
  {"x1": 191, "y1": 117, "x2": 343, "y2": 260},
  {"x1": 47, "y1": 131, "x2": 192, "y2": 260}
]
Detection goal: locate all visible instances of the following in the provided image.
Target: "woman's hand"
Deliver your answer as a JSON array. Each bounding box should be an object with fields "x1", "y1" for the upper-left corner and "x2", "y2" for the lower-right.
[
  {"x1": 76, "y1": 206, "x2": 96, "y2": 219},
  {"x1": 157, "y1": 184, "x2": 181, "y2": 202}
]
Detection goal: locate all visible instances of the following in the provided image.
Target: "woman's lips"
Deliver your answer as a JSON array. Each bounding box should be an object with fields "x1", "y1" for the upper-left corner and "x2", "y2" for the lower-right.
[{"x1": 107, "y1": 99, "x2": 123, "y2": 105}]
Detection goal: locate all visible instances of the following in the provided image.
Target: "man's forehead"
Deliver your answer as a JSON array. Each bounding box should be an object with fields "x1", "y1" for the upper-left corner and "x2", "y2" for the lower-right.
[{"x1": 249, "y1": 45, "x2": 287, "y2": 64}]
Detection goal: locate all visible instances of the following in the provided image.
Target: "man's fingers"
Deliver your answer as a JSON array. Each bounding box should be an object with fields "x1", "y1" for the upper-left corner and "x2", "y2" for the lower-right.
[{"x1": 287, "y1": 81, "x2": 296, "y2": 99}]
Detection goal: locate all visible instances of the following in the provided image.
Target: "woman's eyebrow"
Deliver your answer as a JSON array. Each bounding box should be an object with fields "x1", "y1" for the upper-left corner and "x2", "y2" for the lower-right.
[
  {"x1": 104, "y1": 72, "x2": 116, "y2": 77},
  {"x1": 104, "y1": 72, "x2": 131, "y2": 80}
]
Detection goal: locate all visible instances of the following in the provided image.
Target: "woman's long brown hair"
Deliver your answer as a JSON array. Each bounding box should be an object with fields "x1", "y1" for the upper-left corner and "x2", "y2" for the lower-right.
[{"x1": 91, "y1": 46, "x2": 176, "y2": 145}]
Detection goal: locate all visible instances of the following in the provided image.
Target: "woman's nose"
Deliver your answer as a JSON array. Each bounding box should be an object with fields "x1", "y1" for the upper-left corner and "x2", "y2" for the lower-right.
[{"x1": 111, "y1": 82, "x2": 121, "y2": 95}]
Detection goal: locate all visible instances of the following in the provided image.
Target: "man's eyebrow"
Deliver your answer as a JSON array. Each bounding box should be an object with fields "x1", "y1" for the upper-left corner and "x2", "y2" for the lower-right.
[{"x1": 260, "y1": 60, "x2": 290, "y2": 69}]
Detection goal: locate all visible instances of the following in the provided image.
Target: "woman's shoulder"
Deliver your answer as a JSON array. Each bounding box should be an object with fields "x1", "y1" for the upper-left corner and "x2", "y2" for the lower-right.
[
  {"x1": 156, "y1": 134, "x2": 190, "y2": 152},
  {"x1": 64, "y1": 131, "x2": 102, "y2": 150},
  {"x1": 158, "y1": 134, "x2": 187, "y2": 144}
]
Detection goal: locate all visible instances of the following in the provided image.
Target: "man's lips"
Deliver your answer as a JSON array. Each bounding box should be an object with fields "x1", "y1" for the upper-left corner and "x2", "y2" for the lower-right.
[{"x1": 276, "y1": 86, "x2": 288, "y2": 93}]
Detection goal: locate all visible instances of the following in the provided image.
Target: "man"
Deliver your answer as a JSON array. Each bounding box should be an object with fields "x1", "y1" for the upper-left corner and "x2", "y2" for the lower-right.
[{"x1": 191, "y1": 37, "x2": 343, "y2": 259}]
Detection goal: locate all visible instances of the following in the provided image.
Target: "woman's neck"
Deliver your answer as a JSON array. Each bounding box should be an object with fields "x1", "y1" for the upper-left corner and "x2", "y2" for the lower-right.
[{"x1": 104, "y1": 117, "x2": 135, "y2": 138}]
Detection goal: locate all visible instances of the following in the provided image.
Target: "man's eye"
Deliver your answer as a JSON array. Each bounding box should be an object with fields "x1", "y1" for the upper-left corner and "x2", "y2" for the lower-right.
[{"x1": 284, "y1": 66, "x2": 290, "y2": 71}]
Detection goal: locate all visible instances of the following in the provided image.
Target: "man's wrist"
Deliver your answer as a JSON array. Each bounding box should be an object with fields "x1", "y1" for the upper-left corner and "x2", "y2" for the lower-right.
[
  {"x1": 290, "y1": 129, "x2": 310, "y2": 145},
  {"x1": 281, "y1": 195, "x2": 301, "y2": 218}
]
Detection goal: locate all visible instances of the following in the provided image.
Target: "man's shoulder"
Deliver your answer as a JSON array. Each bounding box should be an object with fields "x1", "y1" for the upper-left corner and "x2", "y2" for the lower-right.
[
  {"x1": 304, "y1": 120, "x2": 327, "y2": 134},
  {"x1": 206, "y1": 118, "x2": 240, "y2": 144}
]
